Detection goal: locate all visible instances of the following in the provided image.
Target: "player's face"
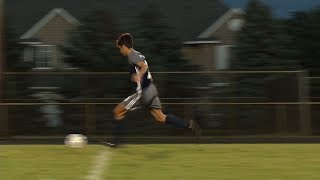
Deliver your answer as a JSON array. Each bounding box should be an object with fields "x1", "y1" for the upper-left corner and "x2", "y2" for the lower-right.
[{"x1": 118, "y1": 45, "x2": 127, "y2": 56}]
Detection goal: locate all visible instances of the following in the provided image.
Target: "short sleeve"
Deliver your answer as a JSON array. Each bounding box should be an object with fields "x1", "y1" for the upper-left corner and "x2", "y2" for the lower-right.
[{"x1": 128, "y1": 53, "x2": 144, "y2": 66}]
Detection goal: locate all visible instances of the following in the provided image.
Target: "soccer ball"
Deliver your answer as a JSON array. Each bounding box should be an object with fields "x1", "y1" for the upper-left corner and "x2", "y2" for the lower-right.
[{"x1": 64, "y1": 134, "x2": 88, "y2": 148}]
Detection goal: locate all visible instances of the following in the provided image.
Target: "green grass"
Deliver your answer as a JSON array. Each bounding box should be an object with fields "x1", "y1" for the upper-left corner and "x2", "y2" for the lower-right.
[
  {"x1": 2, "y1": 144, "x2": 320, "y2": 180},
  {"x1": 1, "y1": 145, "x2": 103, "y2": 180}
]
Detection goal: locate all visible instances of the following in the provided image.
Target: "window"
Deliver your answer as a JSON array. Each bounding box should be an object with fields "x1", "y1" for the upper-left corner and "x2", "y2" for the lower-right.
[
  {"x1": 228, "y1": 19, "x2": 244, "y2": 31},
  {"x1": 32, "y1": 45, "x2": 56, "y2": 69},
  {"x1": 214, "y1": 45, "x2": 233, "y2": 70}
]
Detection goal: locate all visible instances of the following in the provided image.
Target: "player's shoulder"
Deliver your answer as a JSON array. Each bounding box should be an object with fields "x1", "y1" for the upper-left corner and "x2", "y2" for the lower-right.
[
  {"x1": 129, "y1": 50, "x2": 145, "y2": 62},
  {"x1": 133, "y1": 50, "x2": 145, "y2": 58}
]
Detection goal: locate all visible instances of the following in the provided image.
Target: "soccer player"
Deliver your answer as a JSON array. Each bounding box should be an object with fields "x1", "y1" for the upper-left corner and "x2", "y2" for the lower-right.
[{"x1": 106, "y1": 33, "x2": 201, "y2": 147}]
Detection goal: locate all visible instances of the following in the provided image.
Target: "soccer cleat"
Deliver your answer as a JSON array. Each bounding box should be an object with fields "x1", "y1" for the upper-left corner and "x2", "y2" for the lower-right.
[
  {"x1": 190, "y1": 119, "x2": 202, "y2": 143},
  {"x1": 97, "y1": 139, "x2": 117, "y2": 148}
]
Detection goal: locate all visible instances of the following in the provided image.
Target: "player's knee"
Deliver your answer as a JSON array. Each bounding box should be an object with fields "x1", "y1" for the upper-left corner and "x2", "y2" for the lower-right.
[
  {"x1": 155, "y1": 117, "x2": 165, "y2": 123},
  {"x1": 113, "y1": 108, "x2": 124, "y2": 120},
  {"x1": 152, "y1": 114, "x2": 166, "y2": 123},
  {"x1": 113, "y1": 112, "x2": 124, "y2": 120},
  {"x1": 150, "y1": 109, "x2": 166, "y2": 123},
  {"x1": 114, "y1": 116, "x2": 124, "y2": 120}
]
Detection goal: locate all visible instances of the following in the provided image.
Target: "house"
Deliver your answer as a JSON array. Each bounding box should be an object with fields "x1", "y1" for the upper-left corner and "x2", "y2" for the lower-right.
[
  {"x1": 5, "y1": 0, "x2": 244, "y2": 72},
  {"x1": 3, "y1": 1, "x2": 313, "y2": 137},
  {"x1": 183, "y1": 8, "x2": 244, "y2": 71},
  {"x1": 4, "y1": 0, "x2": 244, "y2": 131}
]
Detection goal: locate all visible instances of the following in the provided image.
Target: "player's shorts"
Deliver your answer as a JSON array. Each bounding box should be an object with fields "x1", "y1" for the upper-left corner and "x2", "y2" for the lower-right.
[{"x1": 121, "y1": 83, "x2": 162, "y2": 111}]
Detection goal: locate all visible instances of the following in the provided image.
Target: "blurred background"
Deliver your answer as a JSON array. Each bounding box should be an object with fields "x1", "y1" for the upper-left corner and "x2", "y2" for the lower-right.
[{"x1": 1, "y1": 0, "x2": 320, "y2": 140}]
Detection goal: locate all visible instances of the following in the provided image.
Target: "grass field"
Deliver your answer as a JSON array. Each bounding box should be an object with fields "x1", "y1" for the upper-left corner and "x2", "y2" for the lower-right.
[{"x1": 2, "y1": 144, "x2": 320, "y2": 180}]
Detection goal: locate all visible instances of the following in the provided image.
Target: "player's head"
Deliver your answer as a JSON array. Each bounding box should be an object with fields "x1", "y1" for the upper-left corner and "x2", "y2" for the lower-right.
[{"x1": 116, "y1": 33, "x2": 133, "y2": 56}]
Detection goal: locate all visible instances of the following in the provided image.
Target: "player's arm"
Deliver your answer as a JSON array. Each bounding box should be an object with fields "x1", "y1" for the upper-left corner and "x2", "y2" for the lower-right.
[
  {"x1": 131, "y1": 61, "x2": 147, "y2": 92},
  {"x1": 132, "y1": 61, "x2": 148, "y2": 83},
  {"x1": 137, "y1": 61, "x2": 148, "y2": 77}
]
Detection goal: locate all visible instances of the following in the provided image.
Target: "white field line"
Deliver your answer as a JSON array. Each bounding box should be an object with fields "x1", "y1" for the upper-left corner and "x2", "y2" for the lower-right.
[{"x1": 85, "y1": 150, "x2": 111, "y2": 180}]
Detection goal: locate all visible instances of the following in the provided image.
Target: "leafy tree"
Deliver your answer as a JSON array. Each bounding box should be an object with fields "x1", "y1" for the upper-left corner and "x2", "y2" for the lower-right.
[
  {"x1": 287, "y1": 7, "x2": 320, "y2": 98},
  {"x1": 4, "y1": 24, "x2": 37, "y2": 135},
  {"x1": 63, "y1": 8, "x2": 125, "y2": 72},
  {"x1": 232, "y1": 0, "x2": 277, "y2": 71},
  {"x1": 272, "y1": 19, "x2": 301, "y2": 70},
  {"x1": 62, "y1": 7, "x2": 129, "y2": 99},
  {"x1": 5, "y1": 28, "x2": 29, "y2": 71},
  {"x1": 132, "y1": 3, "x2": 180, "y2": 71},
  {"x1": 231, "y1": 0, "x2": 281, "y2": 131},
  {"x1": 287, "y1": 7, "x2": 320, "y2": 75},
  {"x1": 231, "y1": 0, "x2": 280, "y2": 104},
  {"x1": 4, "y1": 24, "x2": 32, "y2": 99},
  {"x1": 131, "y1": 2, "x2": 199, "y2": 99}
]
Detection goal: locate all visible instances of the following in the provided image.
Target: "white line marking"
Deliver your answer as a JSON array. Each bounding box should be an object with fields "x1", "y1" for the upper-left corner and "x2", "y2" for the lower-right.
[{"x1": 85, "y1": 150, "x2": 111, "y2": 180}]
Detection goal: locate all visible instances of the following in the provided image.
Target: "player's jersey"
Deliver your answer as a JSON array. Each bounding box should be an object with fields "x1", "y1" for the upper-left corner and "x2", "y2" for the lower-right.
[{"x1": 128, "y1": 50, "x2": 153, "y2": 91}]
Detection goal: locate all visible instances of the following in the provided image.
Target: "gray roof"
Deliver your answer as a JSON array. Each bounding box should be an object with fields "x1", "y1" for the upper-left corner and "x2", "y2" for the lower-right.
[{"x1": 5, "y1": 0, "x2": 229, "y2": 41}]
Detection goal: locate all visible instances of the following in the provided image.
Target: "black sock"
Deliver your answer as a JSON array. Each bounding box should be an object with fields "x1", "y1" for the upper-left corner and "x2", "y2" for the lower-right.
[
  {"x1": 165, "y1": 114, "x2": 190, "y2": 129},
  {"x1": 113, "y1": 120, "x2": 124, "y2": 144}
]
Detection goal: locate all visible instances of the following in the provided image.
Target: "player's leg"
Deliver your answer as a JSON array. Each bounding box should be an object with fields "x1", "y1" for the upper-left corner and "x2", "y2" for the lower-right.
[
  {"x1": 113, "y1": 103, "x2": 128, "y2": 120},
  {"x1": 101, "y1": 103, "x2": 126, "y2": 147},
  {"x1": 112, "y1": 103, "x2": 127, "y2": 144},
  {"x1": 149, "y1": 108, "x2": 166, "y2": 123},
  {"x1": 106, "y1": 93, "x2": 142, "y2": 147},
  {"x1": 150, "y1": 108, "x2": 201, "y2": 142},
  {"x1": 149, "y1": 98, "x2": 201, "y2": 140},
  {"x1": 113, "y1": 92, "x2": 142, "y2": 120},
  {"x1": 145, "y1": 84, "x2": 198, "y2": 129},
  {"x1": 145, "y1": 83, "x2": 201, "y2": 140},
  {"x1": 150, "y1": 108, "x2": 190, "y2": 128}
]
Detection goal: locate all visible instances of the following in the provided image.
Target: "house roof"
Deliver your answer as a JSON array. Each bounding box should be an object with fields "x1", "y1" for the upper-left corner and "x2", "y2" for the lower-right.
[
  {"x1": 183, "y1": 37, "x2": 221, "y2": 45},
  {"x1": 198, "y1": 8, "x2": 245, "y2": 38},
  {"x1": 21, "y1": 8, "x2": 80, "y2": 39},
  {"x1": 5, "y1": 0, "x2": 229, "y2": 41}
]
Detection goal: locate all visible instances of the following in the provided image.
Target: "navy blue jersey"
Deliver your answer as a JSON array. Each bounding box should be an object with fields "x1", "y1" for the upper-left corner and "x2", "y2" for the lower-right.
[{"x1": 128, "y1": 50, "x2": 153, "y2": 91}]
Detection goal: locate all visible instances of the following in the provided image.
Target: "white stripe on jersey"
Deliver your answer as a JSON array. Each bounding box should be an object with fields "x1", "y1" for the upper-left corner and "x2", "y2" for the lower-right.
[{"x1": 134, "y1": 66, "x2": 142, "y2": 92}]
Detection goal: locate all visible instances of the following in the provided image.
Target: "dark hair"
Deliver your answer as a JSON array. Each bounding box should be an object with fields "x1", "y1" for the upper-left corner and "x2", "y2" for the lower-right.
[{"x1": 116, "y1": 33, "x2": 133, "y2": 48}]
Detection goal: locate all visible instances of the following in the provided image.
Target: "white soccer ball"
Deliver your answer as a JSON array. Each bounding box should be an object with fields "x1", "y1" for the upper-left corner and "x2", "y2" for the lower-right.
[{"x1": 64, "y1": 134, "x2": 88, "y2": 148}]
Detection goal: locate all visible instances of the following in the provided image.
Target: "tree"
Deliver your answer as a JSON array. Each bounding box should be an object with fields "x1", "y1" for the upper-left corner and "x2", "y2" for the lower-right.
[
  {"x1": 272, "y1": 19, "x2": 301, "y2": 70},
  {"x1": 231, "y1": 0, "x2": 281, "y2": 131},
  {"x1": 62, "y1": 7, "x2": 130, "y2": 99},
  {"x1": 5, "y1": 28, "x2": 29, "y2": 71},
  {"x1": 287, "y1": 7, "x2": 320, "y2": 76},
  {"x1": 131, "y1": 2, "x2": 198, "y2": 99},
  {"x1": 63, "y1": 8, "x2": 125, "y2": 72},
  {"x1": 232, "y1": 0, "x2": 280, "y2": 102},
  {"x1": 233, "y1": 0, "x2": 301, "y2": 72},
  {"x1": 232, "y1": 0, "x2": 277, "y2": 71},
  {"x1": 4, "y1": 23, "x2": 36, "y2": 136},
  {"x1": 287, "y1": 7, "x2": 320, "y2": 98},
  {"x1": 4, "y1": 24, "x2": 32, "y2": 99}
]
